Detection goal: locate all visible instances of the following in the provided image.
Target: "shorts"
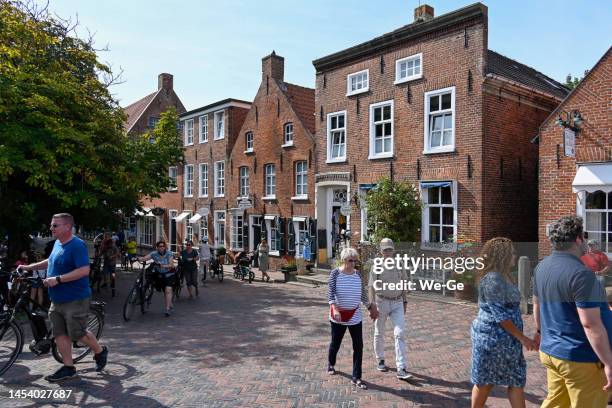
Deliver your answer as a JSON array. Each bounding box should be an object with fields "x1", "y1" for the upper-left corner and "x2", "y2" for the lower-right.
[
  {"x1": 49, "y1": 298, "x2": 90, "y2": 341},
  {"x1": 160, "y1": 273, "x2": 176, "y2": 289},
  {"x1": 128, "y1": 253, "x2": 137, "y2": 261},
  {"x1": 103, "y1": 263, "x2": 116, "y2": 275},
  {"x1": 184, "y1": 269, "x2": 198, "y2": 287}
]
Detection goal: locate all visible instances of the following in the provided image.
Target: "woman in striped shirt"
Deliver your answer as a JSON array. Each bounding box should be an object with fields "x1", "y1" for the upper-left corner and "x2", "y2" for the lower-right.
[{"x1": 327, "y1": 247, "x2": 378, "y2": 389}]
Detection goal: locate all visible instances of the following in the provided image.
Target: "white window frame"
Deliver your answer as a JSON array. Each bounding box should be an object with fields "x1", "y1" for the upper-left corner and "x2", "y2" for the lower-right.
[
  {"x1": 184, "y1": 119, "x2": 194, "y2": 146},
  {"x1": 395, "y1": 53, "x2": 423, "y2": 84},
  {"x1": 239, "y1": 166, "x2": 249, "y2": 198},
  {"x1": 293, "y1": 161, "x2": 308, "y2": 199},
  {"x1": 214, "y1": 210, "x2": 226, "y2": 248},
  {"x1": 200, "y1": 217, "x2": 209, "y2": 243},
  {"x1": 184, "y1": 211, "x2": 194, "y2": 243},
  {"x1": 368, "y1": 100, "x2": 394, "y2": 159},
  {"x1": 293, "y1": 218, "x2": 309, "y2": 258},
  {"x1": 420, "y1": 181, "x2": 457, "y2": 252},
  {"x1": 168, "y1": 166, "x2": 178, "y2": 191},
  {"x1": 214, "y1": 110, "x2": 225, "y2": 140},
  {"x1": 214, "y1": 161, "x2": 225, "y2": 197},
  {"x1": 184, "y1": 164, "x2": 194, "y2": 197},
  {"x1": 580, "y1": 190, "x2": 612, "y2": 256},
  {"x1": 423, "y1": 86, "x2": 456, "y2": 154},
  {"x1": 282, "y1": 123, "x2": 294, "y2": 147},
  {"x1": 199, "y1": 114, "x2": 208, "y2": 143},
  {"x1": 264, "y1": 164, "x2": 276, "y2": 199},
  {"x1": 346, "y1": 69, "x2": 369, "y2": 96},
  {"x1": 231, "y1": 213, "x2": 244, "y2": 251},
  {"x1": 199, "y1": 163, "x2": 208, "y2": 197},
  {"x1": 245, "y1": 131, "x2": 254, "y2": 153},
  {"x1": 137, "y1": 217, "x2": 156, "y2": 247},
  {"x1": 326, "y1": 110, "x2": 347, "y2": 163},
  {"x1": 266, "y1": 218, "x2": 280, "y2": 256}
]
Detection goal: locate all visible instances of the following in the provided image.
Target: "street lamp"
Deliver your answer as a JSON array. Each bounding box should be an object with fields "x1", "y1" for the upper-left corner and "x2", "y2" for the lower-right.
[{"x1": 555, "y1": 110, "x2": 583, "y2": 132}]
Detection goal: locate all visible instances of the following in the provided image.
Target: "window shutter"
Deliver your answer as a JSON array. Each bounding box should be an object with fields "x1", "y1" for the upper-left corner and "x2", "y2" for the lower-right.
[
  {"x1": 288, "y1": 221, "x2": 296, "y2": 256},
  {"x1": 278, "y1": 217, "x2": 286, "y2": 254},
  {"x1": 309, "y1": 218, "x2": 317, "y2": 262}
]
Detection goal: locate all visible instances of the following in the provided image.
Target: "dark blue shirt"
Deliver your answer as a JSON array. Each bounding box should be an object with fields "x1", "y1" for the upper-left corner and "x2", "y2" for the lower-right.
[
  {"x1": 47, "y1": 237, "x2": 91, "y2": 303},
  {"x1": 534, "y1": 251, "x2": 612, "y2": 362}
]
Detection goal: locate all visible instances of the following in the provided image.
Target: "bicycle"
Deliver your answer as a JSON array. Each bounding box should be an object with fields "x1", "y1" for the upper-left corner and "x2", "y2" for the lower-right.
[
  {"x1": 0, "y1": 271, "x2": 105, "y2": 376},
  {"x1": 173, "y1": 263, "x2": 183, "y2": 301},
  {"x1": 89, "y1": 255, "x2": 103, "y2": 294},
  {"x1": 233, "y1": 253, "x2": 254, "y2": 283},
  {"x1": 208, "y1": 257, "x2": 223, "y2": 282},
  {"x1": 122, "y1": 260, "x2": 156, "y2": 322}
]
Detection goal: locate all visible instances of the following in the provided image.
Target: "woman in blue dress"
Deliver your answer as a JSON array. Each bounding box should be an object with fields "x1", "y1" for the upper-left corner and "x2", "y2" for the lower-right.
[{"x1": 471, "y1": 237, "x2": 538, "y2": 408}]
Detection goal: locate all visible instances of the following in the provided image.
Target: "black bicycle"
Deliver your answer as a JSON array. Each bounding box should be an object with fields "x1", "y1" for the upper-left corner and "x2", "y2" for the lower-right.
[
  {"x1": 208, "y1": 257, "x2": 223, "y2": 282},
  {"x1": 122, "y1": 260, "x2": 156, "y2": 321},
  {"x1": 0, "y1": 271, "x2": 105, "y2": 376}
]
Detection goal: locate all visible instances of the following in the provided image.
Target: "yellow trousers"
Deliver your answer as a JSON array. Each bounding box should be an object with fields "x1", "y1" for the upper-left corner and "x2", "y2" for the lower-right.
[{"x1": 540, "y1": 351, "x2": 607, "y2": 408}]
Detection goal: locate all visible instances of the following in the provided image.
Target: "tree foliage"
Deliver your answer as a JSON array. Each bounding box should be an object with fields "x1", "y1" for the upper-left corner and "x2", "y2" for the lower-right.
[
  {"x1": 0, "y1": 1, "x2": 183, "y2": 256},
  {"x1": 363, "y1": 177, "x2": 421, "y2": 243},
  {"x1": 564, "y1": 70, "x2": 589, "y2": 90}
]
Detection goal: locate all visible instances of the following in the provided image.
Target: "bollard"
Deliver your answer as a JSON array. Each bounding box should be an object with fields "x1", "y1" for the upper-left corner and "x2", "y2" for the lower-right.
[{"x1": 518, "y1": 256, "x2": 531, "y2": 315}]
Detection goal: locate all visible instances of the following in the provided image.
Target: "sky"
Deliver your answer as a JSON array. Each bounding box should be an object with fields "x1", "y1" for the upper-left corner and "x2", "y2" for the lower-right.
[{"x1": 43, "y1": 0, "x2": 611, "y2": 110}]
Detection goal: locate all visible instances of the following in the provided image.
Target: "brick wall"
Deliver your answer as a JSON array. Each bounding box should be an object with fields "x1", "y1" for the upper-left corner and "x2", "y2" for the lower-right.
[{"x1": 538, "y1": 49, "x2": 612, "y2": 257}]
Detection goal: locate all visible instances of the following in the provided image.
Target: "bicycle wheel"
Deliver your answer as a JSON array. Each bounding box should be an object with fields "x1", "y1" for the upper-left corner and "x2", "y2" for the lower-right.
[
  {"x1": 111, "y1": 274, "x2": 116, "y2": 298},
  {"x1": 52, "y1": 307, "x2": 104, "y2": 364},
  {"x1": 209, "y1": 267, "x2": 215, "y2": 279},
  {"x1": 173, "y1": 279, "x2": 182, "y2": 300},
  {"x1": 122, "y1": 286, "x2": 140, "y2": 322},
  {"x1": 218, "y1": 270, "x2": 223, "y2": 282},
  {"x1": 248, "y1": 271, "x2": 254, "y2": 283},
  {"x1": 0, "y1": 321, "x2": 24, "y2": 376},
  {"x1": 141, "y1": 283, "x2": 154, "y2": 314}
]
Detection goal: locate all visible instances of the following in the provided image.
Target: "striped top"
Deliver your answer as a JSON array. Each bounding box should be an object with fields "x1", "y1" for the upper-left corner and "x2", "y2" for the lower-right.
[{"x1": 328, "y1": 268, "x2": 369, "y2": 326}]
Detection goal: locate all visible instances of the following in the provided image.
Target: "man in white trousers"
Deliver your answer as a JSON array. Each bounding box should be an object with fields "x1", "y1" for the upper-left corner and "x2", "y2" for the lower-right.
[{"x1": 368, "y1": 238, "x2": 412, "y2": 380}]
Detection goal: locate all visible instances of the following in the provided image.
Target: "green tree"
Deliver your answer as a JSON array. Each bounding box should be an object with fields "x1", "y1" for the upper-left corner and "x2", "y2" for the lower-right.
[
  {"x1": 0, "y1": 1, "x2": 183, "y2": 258},
  {"x1": 363, "y1": 177, "x2": 421, "y2": 243},
  {"x1": 564, "y1": 70, "x2": 590, "y2": 90}
]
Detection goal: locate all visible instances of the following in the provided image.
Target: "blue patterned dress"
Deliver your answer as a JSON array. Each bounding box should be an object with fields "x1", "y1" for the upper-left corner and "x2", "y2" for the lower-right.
[{"x1": 471, "y1": 271, "x2": 526, "y2": 387}]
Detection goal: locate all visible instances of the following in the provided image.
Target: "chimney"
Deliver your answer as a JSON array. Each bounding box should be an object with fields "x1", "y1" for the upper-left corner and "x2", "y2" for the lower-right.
[
  {"x1": 262, "y1": 51, "x2": 284, "y2": 81},
  {"x1": 414, "y1": 4, "x2": 434, "y2": 22},
  {"x1": 158, "y1": 73, "x2": 173, "y2": 91}
]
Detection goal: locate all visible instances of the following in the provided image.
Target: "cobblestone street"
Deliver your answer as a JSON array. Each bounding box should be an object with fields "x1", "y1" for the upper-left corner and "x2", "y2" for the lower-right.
[{"x1": 1, "y1": 267, "x2": 548, "y2": 407}]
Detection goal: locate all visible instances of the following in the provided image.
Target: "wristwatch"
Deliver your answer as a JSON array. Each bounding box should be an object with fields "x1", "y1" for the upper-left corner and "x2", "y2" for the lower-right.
[{"x1": 55, "y1": 276, "x2": 62, "y2": 284}]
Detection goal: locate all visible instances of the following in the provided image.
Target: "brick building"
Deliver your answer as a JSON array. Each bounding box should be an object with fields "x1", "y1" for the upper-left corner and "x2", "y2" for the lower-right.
[
  {"x1": 312, "y1": 3, "x2": 568, "y2": 264},
  {"x1": 227, "y1": 52, "x2": 316, "y2": 268},
  {"x1": 172, "y1": 99, "x2": 251, "y2": 252},
  {"x1": 122, "y1": 73, "x2": 186, "y2": 249},
  {"x1": 537, "y1": 47, "x2": 611, "y2": 258}
]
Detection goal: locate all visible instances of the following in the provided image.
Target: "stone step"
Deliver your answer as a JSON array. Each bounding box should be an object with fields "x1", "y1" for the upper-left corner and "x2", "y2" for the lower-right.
[{"x1": 296, "y1": 272, "x2": 329, "y2": 286}]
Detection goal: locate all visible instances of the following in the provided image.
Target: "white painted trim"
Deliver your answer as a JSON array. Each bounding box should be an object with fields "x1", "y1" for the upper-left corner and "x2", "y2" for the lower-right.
[
  {"x1": 292, "y1": 196, "x2": 308, "y2": 201},
  {"x1": 249, "y1": 214, "x2": 262, "y2": 251},
  {"x1": 419, "y1": 180, "x2": 457, "y2": 248},
  {"x1": 198, "y1": 163, "x2": 208, "y2": 198},
  {"x1": 184, "y1": 118, "x2": 194, "y2": 146},
  {"x1": 199, "y1": 114, "x2": 208, "y2": 143},
  {"x1": 213, "y1": 110, "x2": 225, "y2": 141},
  {"x1": 368, "y1": 99, "x2": 394, "y2": 160},
  {"x1": 168, "y1": 166, "x2": 178, "y2": 191},
  {"x1": 183, "y1": 164, "x2": 194, "y2": 197},
  {"x1": 326, "y1": 110, "x2": 347, "y2": 163},
  {"x1": 213, "y1": 160, "x2": 225, "y2": 198},
  {"x1": 263, "y1": 196, "x2": 277, "y2": 201},
  {"x1": 346, "y1": 69, "x2": 369, "y2": 96},
  {"x1": 394, "y1": 53, "x2": 423, "y2": 84},
  {"x1": 281, "y1": 142, "x2": 294, "y2": 148},
  {"x1": 423, "y1": 86, "x2": 456, "y2": 154}
]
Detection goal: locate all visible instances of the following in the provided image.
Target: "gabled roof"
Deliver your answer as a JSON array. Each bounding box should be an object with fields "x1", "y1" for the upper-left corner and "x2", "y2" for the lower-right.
[
  {"x1": 123, "y1": 91, "x2": 159, "y2": 132},
  {"x1": 487, "y1": 50, "x2": 569, "y2": 99},
  {"x1": 277, "y1": 81, "x2": 315, "y2": 134}
]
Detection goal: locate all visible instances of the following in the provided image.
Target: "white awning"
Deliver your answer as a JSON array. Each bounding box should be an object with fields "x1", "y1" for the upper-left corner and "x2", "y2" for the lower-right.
[
  {"x1": 174, "y1": 212, "x2": 191, "y2": 222},
  {"x1": 292, "y1": 216, "x2": 307, "y2": 222},
  {"x1": 134, "y1": 209, "x2": 144, "y2": 217},
  {"x1": 264, "y1": 215, "x2": 276, "y2": 221},
  {"x1": 572, "y1": 164, "x2": 612, "y2": 193},
  {"x1": 189, "y1": 213, "x2": 202, "y2": 224},
  {"x1": 143, "y1": 207, "x2": 155, "y2": 217}
]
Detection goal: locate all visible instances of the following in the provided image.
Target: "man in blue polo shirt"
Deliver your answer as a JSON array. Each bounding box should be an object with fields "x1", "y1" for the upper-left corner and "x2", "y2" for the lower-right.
[
  {"x1": 19, "y1": 213, "x2": 108, "y2": 381},
  {"x1": 534, "y1": 215, "x2": 612, "y2": 407}
]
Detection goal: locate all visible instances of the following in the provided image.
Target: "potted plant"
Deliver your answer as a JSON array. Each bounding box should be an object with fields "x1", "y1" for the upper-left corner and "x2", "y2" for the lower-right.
[
  {"x1": 295, "y1": 257, "x2": 308, "y2": 275},
  {"x1": 280, "y1": 256, "x2": 298, "y2": 282}
]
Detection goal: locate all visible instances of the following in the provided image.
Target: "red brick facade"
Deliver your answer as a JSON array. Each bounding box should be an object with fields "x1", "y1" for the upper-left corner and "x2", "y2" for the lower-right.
[
  {"x1": 538, "y1": 48, "x2": 612, "y2": 258},
  {"x1": 122, "y1": 73, "x2": 186, "y2": 250},
  {"x1": 174, "y1": 100, "x2": 251, "y2": 252},
  {"x1": 312, "y1": 4, "x2": 566, "y2": 263},
  {"x1": 228, "y1": 52, "x2": 316, "y2": 269}
]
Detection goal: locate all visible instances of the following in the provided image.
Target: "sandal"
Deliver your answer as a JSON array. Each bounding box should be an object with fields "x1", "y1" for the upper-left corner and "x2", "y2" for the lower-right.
[
  {"x1": 327, "y1": 366, "x2": 336, "y2": 375},
  {"x1": 351, "y1": 378, "x2": 367, "y2": 389}
]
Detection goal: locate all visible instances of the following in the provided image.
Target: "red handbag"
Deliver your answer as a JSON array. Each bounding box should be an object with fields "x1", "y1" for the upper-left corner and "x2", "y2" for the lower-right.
[{"x1": 330, "y1": 305, "x2": 357, "y2": 322}]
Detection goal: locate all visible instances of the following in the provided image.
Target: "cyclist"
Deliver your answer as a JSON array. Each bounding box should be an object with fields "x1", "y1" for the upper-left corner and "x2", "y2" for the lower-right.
[
  {"x1": 125, "y1": 235, "x2": 137, "y2": 269},
  {"x1": 138, "y1": 240, "x2": 175, "y2": 317},
  {"x1": 100, "y1": 236, "x2": 120, "y2": 289},
  {"x1": 199, "y1": 236, "x2": 211, "y2": 284},
  {"x1": 180, "y1": 240, "x2": 199, "y2": 299}
]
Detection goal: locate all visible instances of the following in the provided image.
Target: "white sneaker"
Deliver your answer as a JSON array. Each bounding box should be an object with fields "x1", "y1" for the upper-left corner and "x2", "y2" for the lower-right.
[{"x1": 396, "y1": 368, "x2": 413, "y2": 380}]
